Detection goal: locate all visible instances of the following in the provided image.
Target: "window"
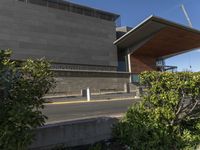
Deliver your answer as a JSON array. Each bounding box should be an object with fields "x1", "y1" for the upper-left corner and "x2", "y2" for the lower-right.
[
  {"x1": 131, "y1": 74, "x2": 140, "y2": 83},
  {"x1": 28, "y1": 0, "x2": 47, "y2": 6},
  {"x1": 16, "y1": 0, "x2": 118, "y2": 22}
]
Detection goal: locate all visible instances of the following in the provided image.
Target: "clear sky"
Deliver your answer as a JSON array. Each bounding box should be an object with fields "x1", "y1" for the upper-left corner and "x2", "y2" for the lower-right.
[{"x1": 68, "y1": 0, "x2": 200, "y2": 72}]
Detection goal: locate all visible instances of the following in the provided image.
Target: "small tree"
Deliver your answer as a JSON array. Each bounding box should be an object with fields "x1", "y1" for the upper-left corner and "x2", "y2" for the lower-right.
[
  {"x1": 114, "y1": 71, "x2": 200, "y2": 150},
  {"x1": 0, "y1": 50, "x2": 55, "y2": 150}
]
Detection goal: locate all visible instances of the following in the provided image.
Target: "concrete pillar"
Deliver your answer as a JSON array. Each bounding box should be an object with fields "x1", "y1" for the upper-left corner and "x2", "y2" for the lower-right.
[
  {"x1": 81, "y1": 89, "x2": 87, "y2": 97},
  {"x1": 81, "y1": 88, "x2": 91, "y2": 101},
  {"x1": 124, "y1": 83, "x2": 130, "y2": 93},
  {"x1": 127, "y1": 53, "x2": 132, "y2": 83}
]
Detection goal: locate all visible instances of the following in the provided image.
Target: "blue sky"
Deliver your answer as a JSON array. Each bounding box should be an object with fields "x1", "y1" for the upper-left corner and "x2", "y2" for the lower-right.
[{"x1": 68, "y1": 0, "x2": 200, "y2": 72}]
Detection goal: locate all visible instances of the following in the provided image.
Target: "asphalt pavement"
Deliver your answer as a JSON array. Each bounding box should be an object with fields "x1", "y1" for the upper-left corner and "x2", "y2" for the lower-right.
[
  {"x1": 45, "y1": 92, "x2": 136, "y2": 103},
  {"x1": 43, "y1": 98, "x2": 139, "y2": 124}
]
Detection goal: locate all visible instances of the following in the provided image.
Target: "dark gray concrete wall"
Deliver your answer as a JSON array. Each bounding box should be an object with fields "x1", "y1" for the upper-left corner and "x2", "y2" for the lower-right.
[
  {"x1": 51, "y1": 70, "x2": 130, "y2": 95},
  {"x1": 29, "y1": 117, "x2": 119, "y2": 150},
  {"x1": 0, "y1": 0, "x2": 118, "y2": 67}
]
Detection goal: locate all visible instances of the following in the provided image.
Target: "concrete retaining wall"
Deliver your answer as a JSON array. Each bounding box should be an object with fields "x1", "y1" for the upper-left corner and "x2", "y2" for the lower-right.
[
  {"x1": 51, "y1": 70, "x2": 130, "y2": 95},
  {"x1": 29, "y1": 117, "x2": 119, "y2": 150}
]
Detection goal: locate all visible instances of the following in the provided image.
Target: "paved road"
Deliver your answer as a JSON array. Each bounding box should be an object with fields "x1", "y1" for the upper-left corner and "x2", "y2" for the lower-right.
[
  {"x1": 43, "y1": 99, "x2": 137, "y2": 124},
  {"x1": 46, "y1": 92, "x2": 136, "y2": 103}
]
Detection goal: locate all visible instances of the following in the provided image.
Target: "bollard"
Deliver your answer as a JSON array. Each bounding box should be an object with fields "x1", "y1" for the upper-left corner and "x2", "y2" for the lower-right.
[
  {"x1": 86, "y1": 87, "x2": 91, "y2": 101},
  {"x1": 124, "y1": 83, "x2": 130, "y2": 93},
  {"x1": 81, "y1": 89, "x2": 87, "y2": 97}
]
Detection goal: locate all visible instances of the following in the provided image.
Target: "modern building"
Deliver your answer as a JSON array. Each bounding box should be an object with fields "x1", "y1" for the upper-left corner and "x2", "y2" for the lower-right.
[
  {"x1": 115, "y1": 16, "x2": 200, "y2": 82},
  {"x1": 1, "y1": 0, "x2": 200, "y2": 95}
]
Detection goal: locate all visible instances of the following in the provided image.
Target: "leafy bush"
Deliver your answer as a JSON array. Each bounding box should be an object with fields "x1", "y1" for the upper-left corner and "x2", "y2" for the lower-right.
[
  {"x1": 88, "y1": 143, "x2": 104, "y2": 150},
  {"x1": 114, "y1": 71, "x2": 200, "y2": 150},
  {"x1": 0, "y1": 50, "x2": 55, "y2": 150}
]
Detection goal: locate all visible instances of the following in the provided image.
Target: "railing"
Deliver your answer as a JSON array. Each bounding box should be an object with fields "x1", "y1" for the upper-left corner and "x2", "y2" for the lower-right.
[{"x1": 157, "y1": 65, "x2": 178, "y2": 72}]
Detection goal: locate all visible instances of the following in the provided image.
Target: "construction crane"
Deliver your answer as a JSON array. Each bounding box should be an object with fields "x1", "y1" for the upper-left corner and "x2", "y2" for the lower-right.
[
  {"x1": 180, "y1": 4, "x2": 193, "y2": 28},
  {"x1": 180, "y1": 4, "x2": 193, "y2": 69}
]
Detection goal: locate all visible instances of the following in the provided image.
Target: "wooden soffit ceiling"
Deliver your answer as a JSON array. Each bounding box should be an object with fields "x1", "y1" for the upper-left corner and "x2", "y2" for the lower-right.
[
  {"x1": 115, "y1": 16, "x2": 200, "y2": 59},
  {"x1": 133, "y1": 26, "x2": 200, "y2": 58}
]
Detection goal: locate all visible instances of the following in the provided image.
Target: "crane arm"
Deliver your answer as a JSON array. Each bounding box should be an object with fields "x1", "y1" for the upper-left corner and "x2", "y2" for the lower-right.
[{"x1": 180, "y1": 4, "x2": 193, "y2": 28}]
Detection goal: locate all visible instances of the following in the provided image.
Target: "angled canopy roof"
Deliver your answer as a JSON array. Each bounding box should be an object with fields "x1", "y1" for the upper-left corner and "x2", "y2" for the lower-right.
[{"x1": 114, "y1": 16, "x2": 200, "y2": 59}]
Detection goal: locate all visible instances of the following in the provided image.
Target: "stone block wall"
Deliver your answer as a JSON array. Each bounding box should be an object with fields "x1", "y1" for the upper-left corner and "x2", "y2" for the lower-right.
[{"x1": 50, "y1": 70, "x2": 130, "y2": 95}]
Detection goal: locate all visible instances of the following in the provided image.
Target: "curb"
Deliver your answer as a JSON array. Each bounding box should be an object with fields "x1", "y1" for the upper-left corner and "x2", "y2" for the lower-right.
[{"x1": 45, "y1": 97, "x2": 139, "y2": 105}]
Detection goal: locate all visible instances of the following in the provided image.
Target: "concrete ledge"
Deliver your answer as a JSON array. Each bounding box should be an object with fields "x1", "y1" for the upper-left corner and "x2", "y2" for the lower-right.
[
  {"x1": 51, "y1": 69, "x2": 130, "y2": 75},
  {"x1": 29, "y1": 117, "x2": 120, "y2": 150}
]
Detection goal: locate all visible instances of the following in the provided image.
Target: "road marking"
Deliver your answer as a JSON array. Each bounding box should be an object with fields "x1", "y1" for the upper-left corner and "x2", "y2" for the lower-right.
[{"x1": 45, "y1": 97, "x2": 137, "y2": 105}]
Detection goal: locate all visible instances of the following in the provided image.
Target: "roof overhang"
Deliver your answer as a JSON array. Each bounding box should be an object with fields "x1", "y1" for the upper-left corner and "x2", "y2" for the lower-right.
[{"x1": 114, "y1": 16, "x2": 200, "y2": 59}]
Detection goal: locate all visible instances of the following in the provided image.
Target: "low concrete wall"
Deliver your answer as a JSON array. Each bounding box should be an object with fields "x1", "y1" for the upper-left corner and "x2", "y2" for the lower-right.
[
  {"x1": 50, "y1": 70, "x2": 130, "y2": 95},
  {"x1": 29, "y1": 117, "x2": 119, "y2": 150}
]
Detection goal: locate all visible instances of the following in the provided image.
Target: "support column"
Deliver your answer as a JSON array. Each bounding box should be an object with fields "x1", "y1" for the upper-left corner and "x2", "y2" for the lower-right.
[{"x1": 127, "y1": 52, "x2": 132, "y2": 83}]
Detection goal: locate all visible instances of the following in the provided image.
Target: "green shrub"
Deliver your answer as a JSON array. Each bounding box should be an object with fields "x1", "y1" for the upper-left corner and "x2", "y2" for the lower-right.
[
  {"x1": 0, "y1": 50, "x2": 55, "y2": 150},
  {"x1": 88, "y1": 143, "x2": 104, "y2": 150},
  {"x1": 114, "y1": 71, "x2": 200, "y2": 150}
]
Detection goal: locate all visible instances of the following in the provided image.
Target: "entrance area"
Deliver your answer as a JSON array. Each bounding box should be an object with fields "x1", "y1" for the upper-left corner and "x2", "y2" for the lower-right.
[{"x1": 115, "y1": 16, "x2": 200, "y2": 83}]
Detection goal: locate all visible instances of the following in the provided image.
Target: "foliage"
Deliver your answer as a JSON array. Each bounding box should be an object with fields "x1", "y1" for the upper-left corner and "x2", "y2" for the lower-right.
[
  {"x1": 114, "y1": 71, "x2": 200, "y2": 150},
  {"x1": 51, "y1": 145, "x2": 69, "y2": 150},
  {"x1": 88, "y1": 140, "x2": 126, "y2": 150},
  {"x1": 0, "y1": 49, "x2": 55, "y2": 150},
  {"x1": 88, "y1": 143, "x2": 104, "y2": 150}
]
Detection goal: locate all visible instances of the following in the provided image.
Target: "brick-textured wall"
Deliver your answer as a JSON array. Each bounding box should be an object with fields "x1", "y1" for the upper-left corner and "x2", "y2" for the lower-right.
[
  {"x1": 130, "y1": 54, "x2": 157, "y2": 74},
  {"x1": 50, "y1": 70, "x2": 130, "y2": 95}
]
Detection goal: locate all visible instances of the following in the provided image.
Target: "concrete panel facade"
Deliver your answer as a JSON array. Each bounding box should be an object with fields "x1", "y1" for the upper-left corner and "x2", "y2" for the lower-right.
[{"x1": 0, "y1": 0, "x2": 118, "y2": 68}]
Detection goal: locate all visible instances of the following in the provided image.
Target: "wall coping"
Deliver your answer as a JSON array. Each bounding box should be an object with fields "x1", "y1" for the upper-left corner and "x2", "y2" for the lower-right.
[{"x1": 51, "y1": 69, "x2": 130, "y2": 75}]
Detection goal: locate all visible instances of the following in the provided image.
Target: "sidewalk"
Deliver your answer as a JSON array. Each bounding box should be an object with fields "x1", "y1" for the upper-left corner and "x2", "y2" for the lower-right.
[{"x1": 45, "y1": 92, "x2": 136, "y2": 103}]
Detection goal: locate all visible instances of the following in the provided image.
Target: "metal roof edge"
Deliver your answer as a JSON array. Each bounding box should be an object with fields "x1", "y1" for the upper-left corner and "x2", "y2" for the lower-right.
[
  {"x1": 151, "y1": 16, "x2": 200, "y2": 35},
  {"x1": 114, "y1": 15, "x2": 200, "y2": 46},
  {"x1": 113, "y1": 15, "x2": 154, "y2": 45}
]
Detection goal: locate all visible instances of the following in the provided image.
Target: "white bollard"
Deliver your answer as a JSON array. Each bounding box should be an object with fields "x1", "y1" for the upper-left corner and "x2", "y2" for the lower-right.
[{"x1": 87, "y1": 87, "x2": 91, "y2": 101}]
